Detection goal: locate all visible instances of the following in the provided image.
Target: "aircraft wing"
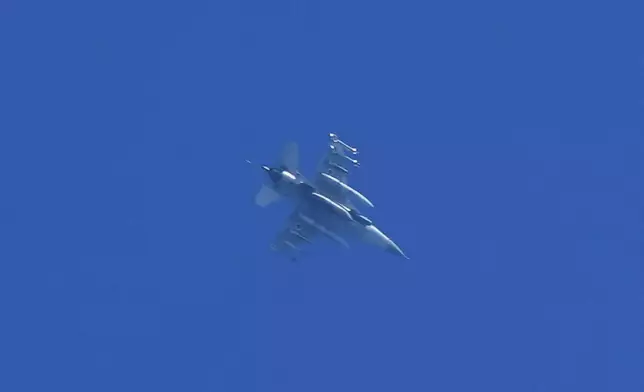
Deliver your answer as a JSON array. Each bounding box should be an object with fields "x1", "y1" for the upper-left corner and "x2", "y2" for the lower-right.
[
  {"x1": 314, "y1": 134, "x2": 360, "y2": 207},
  {"x1": 270, "y1": 204, "x2": 350, "y2": 260},
  {"x1": 269, "y1": 209, "x2": 319, "y2": 260}
]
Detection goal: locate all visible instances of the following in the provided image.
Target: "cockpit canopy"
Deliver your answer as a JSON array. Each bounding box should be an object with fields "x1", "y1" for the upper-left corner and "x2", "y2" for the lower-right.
[
  {"x1": 263, "y1": 165, "x2": 297, "y2": 184},
  {"x1": 348, "y1": 209, "x2": 373, "y2": 226}
]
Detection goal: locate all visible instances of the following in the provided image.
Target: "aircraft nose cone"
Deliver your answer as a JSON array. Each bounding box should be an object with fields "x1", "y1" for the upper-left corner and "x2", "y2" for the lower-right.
[{"x1": 385, "y1": 242, "x2": 409, "y2": 259}]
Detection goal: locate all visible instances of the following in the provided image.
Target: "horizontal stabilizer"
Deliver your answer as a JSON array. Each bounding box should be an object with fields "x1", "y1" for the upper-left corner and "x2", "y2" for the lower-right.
[{"x1": 255, "y1": 185, "x2": 282, "y2": 207}]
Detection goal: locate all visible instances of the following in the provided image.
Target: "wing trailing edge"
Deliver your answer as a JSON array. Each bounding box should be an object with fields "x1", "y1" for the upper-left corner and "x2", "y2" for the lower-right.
[{"x1": 280, "y1": 142, "x2": 299, "y2": 172}]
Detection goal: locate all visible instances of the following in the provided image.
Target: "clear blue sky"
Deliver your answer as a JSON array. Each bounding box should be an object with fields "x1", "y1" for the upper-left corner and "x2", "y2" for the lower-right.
[{"x1": 1, "y1": 1, "x2": 642, "y2": 391}]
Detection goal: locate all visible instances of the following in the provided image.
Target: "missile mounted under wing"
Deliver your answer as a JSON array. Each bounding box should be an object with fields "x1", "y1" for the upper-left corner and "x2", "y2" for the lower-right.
[
  {"x1": 320, "y1": 172, "x2": 374, "y2": 208},
  {"x1": 250, "y1": 133, "x2": 408, "y2": 261}
]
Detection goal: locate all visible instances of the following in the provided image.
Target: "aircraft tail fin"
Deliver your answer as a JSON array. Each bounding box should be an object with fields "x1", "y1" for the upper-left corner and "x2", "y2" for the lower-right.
[
  {"x1": 280, "y1": 142, "x2": 299, "y2": 172},
  {"x1": 255, "y1": 184, "x2": 282, "y2": 207}
]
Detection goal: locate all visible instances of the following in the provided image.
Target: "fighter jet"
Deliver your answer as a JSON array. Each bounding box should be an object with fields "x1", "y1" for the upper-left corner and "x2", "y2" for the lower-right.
[{"x1": 252, "y1": 133, "x2": 408, "y2": 261}]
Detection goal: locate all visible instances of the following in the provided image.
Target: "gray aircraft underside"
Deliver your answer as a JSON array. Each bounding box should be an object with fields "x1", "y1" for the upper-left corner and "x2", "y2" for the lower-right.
[{"x1": 252, "y1": 133, "x2": 408, "y2": 261}]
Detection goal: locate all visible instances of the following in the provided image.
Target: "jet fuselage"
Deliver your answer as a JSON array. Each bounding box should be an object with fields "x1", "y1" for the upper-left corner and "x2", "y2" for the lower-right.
[{"x1": 260, "y1": 165, "x2": 407, "y2": 259}]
